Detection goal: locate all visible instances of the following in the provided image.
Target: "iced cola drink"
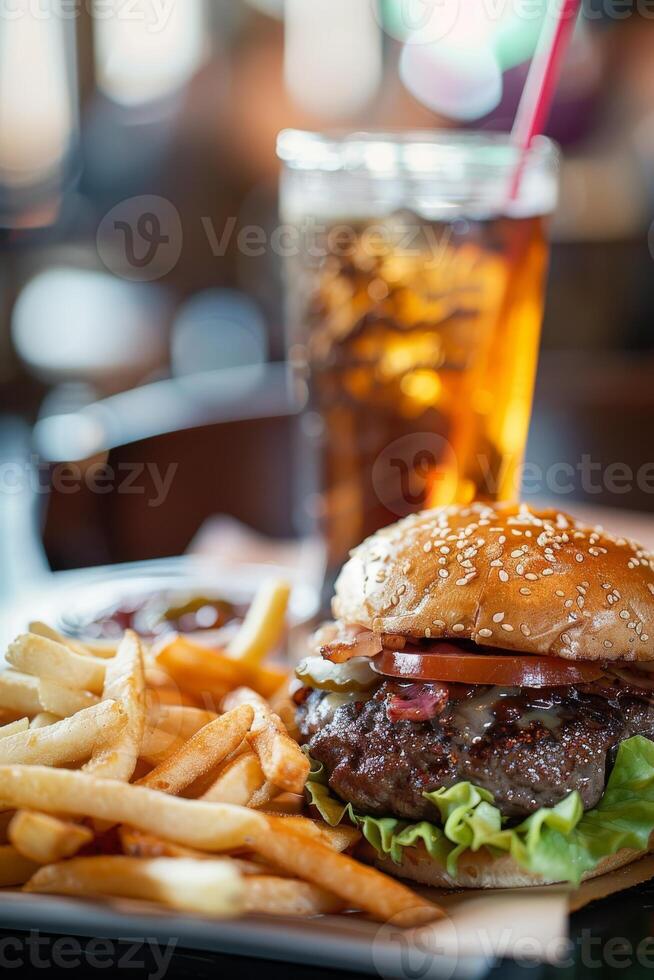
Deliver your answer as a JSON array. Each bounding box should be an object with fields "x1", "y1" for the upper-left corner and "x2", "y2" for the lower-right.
[{"x1": 278, "y1": 132, "x2": 559, "y2": 580}]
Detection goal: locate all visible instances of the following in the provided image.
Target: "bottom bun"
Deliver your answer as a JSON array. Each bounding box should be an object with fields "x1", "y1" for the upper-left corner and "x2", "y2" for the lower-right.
[{"x1": 361, "y1": 842, "x2": 648, "y2": 889}]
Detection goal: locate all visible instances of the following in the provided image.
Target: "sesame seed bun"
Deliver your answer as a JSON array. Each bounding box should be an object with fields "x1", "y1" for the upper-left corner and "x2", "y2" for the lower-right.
[
  {"x1": 332, "y1": 503, "x2": 654, "y2": 662},
  {"x1": 362, "y1": 840, "x2": 648, "y2": 889}
]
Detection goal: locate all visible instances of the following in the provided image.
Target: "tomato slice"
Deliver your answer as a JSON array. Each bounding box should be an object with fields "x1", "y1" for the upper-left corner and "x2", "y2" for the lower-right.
[{"x1": 371, "y1": 645, "x2": 605, "y2": 688}]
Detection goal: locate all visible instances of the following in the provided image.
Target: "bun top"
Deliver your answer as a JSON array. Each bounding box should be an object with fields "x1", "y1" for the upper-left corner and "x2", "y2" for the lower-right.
[{"x1": 332, "y1": 503, "x2": 654, "y2": 662}]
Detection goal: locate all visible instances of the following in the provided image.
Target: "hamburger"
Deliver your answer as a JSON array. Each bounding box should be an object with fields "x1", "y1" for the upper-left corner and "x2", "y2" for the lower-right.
[{"x1": 294, "y1": 503, "x2": 654, "y2": 888}]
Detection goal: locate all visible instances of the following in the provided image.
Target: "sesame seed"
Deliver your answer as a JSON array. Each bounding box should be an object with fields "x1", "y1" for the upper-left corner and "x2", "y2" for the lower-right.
[
  {"x1": 438, "y1": 569, "x2": 449, "y2": 579},
  {"x1": 452, "y1": 623, "x2": 465, "y2": 633},
  {"x1": 575, "y1": 554, "x2": 584, "y2": 563},
  {"x1": 520, "y1": 588, "x2": 531, "y2": 596},
  {"x1": 501, "y1": 624, "x2": 514, "y2": 632},
  {"x1": 423, "y1": 542, "x2": 432, "y2": 553},
  {"x1": 440, "y1": 546, "x2": 450, "y2": 555},
  {"x1": 604, "y1": 640, "x2": 613, "y2": 648},
  {"x1": 642, "y1": 635, "x2": 650, "y2": 642},
  {"x1": 525, "y1": 573, "x2": 538, "y2": 581},
  {"x1": 542, "y1": 568, "x2": 554, "y2": 577},
  {"x1": 561, "y1": 632, "x2": 572, "y2": 645},
  {"x1": 520, "y1": 624, "x2": 531, "y2": 637},
  {"x1": 511, "y1": 550, "x2": 523, "y2": 559},
  {"x1": 478, "y1": 628, "x2": 493, "y2": 638},
  {"x1": 516, "y1": 564, "x2": 525, "y2": 576},
  {"x1": 433, "y1": 620, "x2": 445, "y2": 628},
  {"x1": 499, "y1": 570, "x2": 509, "y2": 583},
  {"x1": 620, "y1": 610, "x2": 630, "y2": 620},
  {"x1": 455, "y1": 578, "x2": 468, "y2": 586},
  {"x1": 425, "y1": 627, "x2": 431, "y2": 638},
  {"x1": 493, "y1": 612, "x2": 505, "y2": 623},
  {"x1": 556, "y1": 590, "x2": 565, "y2": 597}
]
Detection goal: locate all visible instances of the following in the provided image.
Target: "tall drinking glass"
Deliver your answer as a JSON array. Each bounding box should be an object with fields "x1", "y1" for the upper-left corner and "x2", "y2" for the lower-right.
[{"x1": 277, "y1": 130, "x2": 559, "y2": 588}]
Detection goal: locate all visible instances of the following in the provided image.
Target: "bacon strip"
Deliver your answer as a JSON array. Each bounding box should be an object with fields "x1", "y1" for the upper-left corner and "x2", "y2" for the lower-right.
[
  {"x1": 386, "y1": 683, "x2": 449, "y2": 723},
  {"x1": 319, "y1": 627, "x2": 383, "y2": 664}
]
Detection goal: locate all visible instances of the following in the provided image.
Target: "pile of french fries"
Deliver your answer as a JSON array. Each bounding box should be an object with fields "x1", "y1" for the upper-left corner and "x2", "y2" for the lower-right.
[{"x1": 0, "y1": 581, "x2": 440, "y2": 926}]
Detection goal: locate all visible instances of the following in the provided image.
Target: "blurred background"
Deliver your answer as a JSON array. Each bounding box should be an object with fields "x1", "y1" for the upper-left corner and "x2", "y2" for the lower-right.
[{"x1": 1, "y1": 0, "x2": 653, "y2": 603}]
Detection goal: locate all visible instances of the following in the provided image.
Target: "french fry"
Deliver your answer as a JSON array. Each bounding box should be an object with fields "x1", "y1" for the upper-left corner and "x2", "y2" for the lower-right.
[
  {"x1": 139, "y1": 726, "x2": 187, "y2": 768},
  {"x1": 248, "y1": 723, "x2": 309, "y2": 796},
  {"x1": 246, "y1": 817, "x2": 442, "y2": 926},
  {"x1": 223, "y1": 687, "x2": 309, "y2": 795},
  {"x1": 38, "y1": 679, "x2": 99, "y2": 718},
  {"x1": 147, "y1": 704, "x2": 217, "y2": 741},
  {"x1": 85, "y1": 631, "x2": 145, "y2": 781},
  {"x1": 25, "y1": 856, "x2": 246, "y2": 918},
  {"x1": 119, "y1": 827, "x2": 208, "y2": 860},
  {"x1": 227, "y1": 580, "x2": 290, "y2": 667},
  {"x1": 247, "y1": 782, "x2": 280, "y2": 810},
  {"x1": 243, "y1": 875, "x2": 344, "y2": 917},
  {"x1": 156, "y1": 636, "x2": 242, "y2": 701},
  {"x1": 155, "y1": 636, "x2": 283, "y2": 702},
  {"x1": 0, "y1": 718, "x2": 29, "y2": 739},
  {"x1": 0, "y1": 845, "x2": 40, "y2": 887},
  {"x1": 201, "y1": 751, "x2": 266, "y2": 805},
  {"x1": 7, "y1": 634, "x2": 106, "y2": 695},
  {"x1": 267, "y1": 815, "x2": 361, "y2": 853},
  {"x1": 9, "y1": 811, "x2": 93, "y2": 864},
  {"x1": 0, "y1": 767, "x2": 266, "y2": 851},
  {"x1": 28, "y1": 621, "x2": 116, "y2": 660},
  {"x1": 30, "y1": 713, "x2": 59, "y2": 729},
  {"x1": 0, "y1": 671, "x2": 41, "y2": 716},
  {"x1": 0, "y1": 701, "x2": 126, "y2": 767},
  {"x1": 138, "y1": 705, "x2": 254, "y2": 795},
  {"x1": 118, "y1": 829, "x2": 283, "y2": 876}
]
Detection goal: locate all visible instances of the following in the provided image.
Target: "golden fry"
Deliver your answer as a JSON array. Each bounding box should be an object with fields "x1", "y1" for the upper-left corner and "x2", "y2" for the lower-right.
[
  {"x1": 246, "y1": 817, "x2": 442, "y2": 926},
  {"x1": 242, "y1": 875, "x2": 344, "y2": 917},
  {"x1": 224, "y1": 688, "x2": 309, "y2": 795},
  {"x1": 0, "y1": 766, "x2": 266, "y2": 851},
  {"x1": 227, "y1": 580, "x2": 290, "y2": 667},
  {"x1": 9, "y1": 811, "x2": 93, "y2": 864},
  {"x1": 0, "y1": 701, "x2": 126, "y2": 767},
  {"x1": 38, "y1": 679, "x2": 99, "y2": 718},
  {"x1": 0, "y1": 718, "x2": 29, "y2": 739},
  {"x1": 139, "y1": 705, "x2": 254, "y2": 795},
  {"x1": 201, "y1": 750, "x2": 266, "y2": 805},
  {"x1": 25, "y1": 856, "x2": 246, "y2": 918},
  {"x1": 0, "y1": 671, "x2": 41, "y2": 716},
  {"x1": 85, "y1": 631, "x2": 145, "y2": 781},
  {"x1": 7, "y1": 634, "x2": 105, "y2": 694}
]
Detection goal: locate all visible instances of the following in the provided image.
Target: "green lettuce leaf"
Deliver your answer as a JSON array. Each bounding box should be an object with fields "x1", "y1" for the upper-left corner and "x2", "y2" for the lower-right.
[{"x1": 306, "y1": 735, "x2": 654, "y2": 884}]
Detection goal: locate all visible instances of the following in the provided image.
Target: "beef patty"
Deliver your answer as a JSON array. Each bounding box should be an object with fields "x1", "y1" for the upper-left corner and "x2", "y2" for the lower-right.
[{"x1": 298, "y1": 683, "x2": 654, "y2": 821}]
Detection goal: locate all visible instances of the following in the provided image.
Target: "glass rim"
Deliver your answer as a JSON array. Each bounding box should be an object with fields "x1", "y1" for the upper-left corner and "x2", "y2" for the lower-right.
[{"x1": 277, "y1": 128, "x2": 560, "y2": 176}]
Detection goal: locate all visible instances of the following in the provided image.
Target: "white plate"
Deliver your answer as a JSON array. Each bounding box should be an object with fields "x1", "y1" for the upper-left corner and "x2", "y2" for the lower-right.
[{"x1": 0, "y1": 891, "x2": 492, "y2": 979}]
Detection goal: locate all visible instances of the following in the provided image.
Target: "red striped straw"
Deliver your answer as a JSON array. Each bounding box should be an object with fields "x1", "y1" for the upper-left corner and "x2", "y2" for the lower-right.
[{"x1": 509, "y1": 0, "x2": 582, "y2": 200}]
